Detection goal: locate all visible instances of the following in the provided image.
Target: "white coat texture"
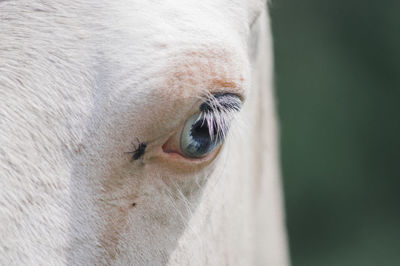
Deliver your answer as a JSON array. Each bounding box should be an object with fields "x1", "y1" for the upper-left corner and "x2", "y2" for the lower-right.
[{"x1": 0, "y1": 0, "x2": 289, "y2": 265}]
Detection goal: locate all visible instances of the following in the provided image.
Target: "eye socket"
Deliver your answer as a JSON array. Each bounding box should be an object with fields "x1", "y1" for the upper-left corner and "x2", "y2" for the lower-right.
[
  {"x1": 161, "y1": 93, "x2": 241, "y2": 160},
  {"x1": 179, "y1": 112, "x2": 223, "y2": 158}
]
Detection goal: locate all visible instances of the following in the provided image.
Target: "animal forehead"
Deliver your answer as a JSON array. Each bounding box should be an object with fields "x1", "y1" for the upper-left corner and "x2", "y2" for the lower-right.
[
  {"x1": 106, "y1": 0, "x2": 249, "y2": 20},
  {"x1": 1, "y1": 0, "x2": 250, "y2": 110},
  {"x1": 94, "y1": 2, "x2": 250, "y2": 106},
  {"x1": 89, "y1": 0, "x2": 251, "y2": 43}
]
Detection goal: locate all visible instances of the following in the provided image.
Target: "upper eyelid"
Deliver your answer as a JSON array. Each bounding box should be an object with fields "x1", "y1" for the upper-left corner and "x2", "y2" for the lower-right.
[{"x1": 199, "y1": 93, "x2": 243, "y2": 113}]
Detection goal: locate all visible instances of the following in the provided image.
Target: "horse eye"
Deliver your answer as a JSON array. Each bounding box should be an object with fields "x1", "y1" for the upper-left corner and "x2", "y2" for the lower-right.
[{"x1": 179, "y1": 112, "x2": 223, "y2": 158}]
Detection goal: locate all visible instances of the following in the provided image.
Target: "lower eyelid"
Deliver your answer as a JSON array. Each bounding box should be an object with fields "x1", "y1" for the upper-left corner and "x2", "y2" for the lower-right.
[{"x1": 160, "y1": 143, "x2": 222, "y2": 164}]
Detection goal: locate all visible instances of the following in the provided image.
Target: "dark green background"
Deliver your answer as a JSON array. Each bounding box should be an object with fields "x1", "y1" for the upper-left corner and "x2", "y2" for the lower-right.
[{"x1": 270, "y1": 1, "x2": 400, "y2": 265}]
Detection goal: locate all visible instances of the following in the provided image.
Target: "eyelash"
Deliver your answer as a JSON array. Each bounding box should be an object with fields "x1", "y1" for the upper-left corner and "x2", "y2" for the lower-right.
[
  {"x1": 196, "y1": 110, "x2": 233, "y2": 143},
  {"x1": 198, "y1": 93, "x2": 242, "y2": 141}
]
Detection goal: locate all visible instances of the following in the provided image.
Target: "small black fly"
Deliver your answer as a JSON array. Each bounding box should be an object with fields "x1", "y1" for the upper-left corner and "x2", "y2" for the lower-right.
[{"x1": 126, "y1": 138, "x2": 147, "y2": 162}]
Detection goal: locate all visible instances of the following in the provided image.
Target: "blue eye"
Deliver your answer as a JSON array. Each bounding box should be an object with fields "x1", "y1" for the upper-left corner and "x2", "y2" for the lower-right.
[
  {"x1": 178, "y1": 93, "x2": 242, "y2": 159},
  {"x1": 179, "y1": 113, "x2": 223, "y2": 158}
]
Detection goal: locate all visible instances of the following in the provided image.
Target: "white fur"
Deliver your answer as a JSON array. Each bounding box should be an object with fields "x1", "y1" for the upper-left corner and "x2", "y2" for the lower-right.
[{"x1": 0, "y1": 0, "x2": 288, "y2": 265}]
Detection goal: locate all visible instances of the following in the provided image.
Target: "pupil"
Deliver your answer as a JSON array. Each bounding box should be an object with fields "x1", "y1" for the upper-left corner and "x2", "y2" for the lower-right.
[
  {"x1": 191, "y1": 120, "x2": 210, "y2": 140},
  {"x1": 190, "y1": 120, "x2": 218, "y2": 154}
]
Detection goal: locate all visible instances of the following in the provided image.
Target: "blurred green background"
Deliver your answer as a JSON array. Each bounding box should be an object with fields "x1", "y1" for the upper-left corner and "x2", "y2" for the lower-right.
[{"x1": 270, "y1": 1, "x2": 400, "y2": 265}]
